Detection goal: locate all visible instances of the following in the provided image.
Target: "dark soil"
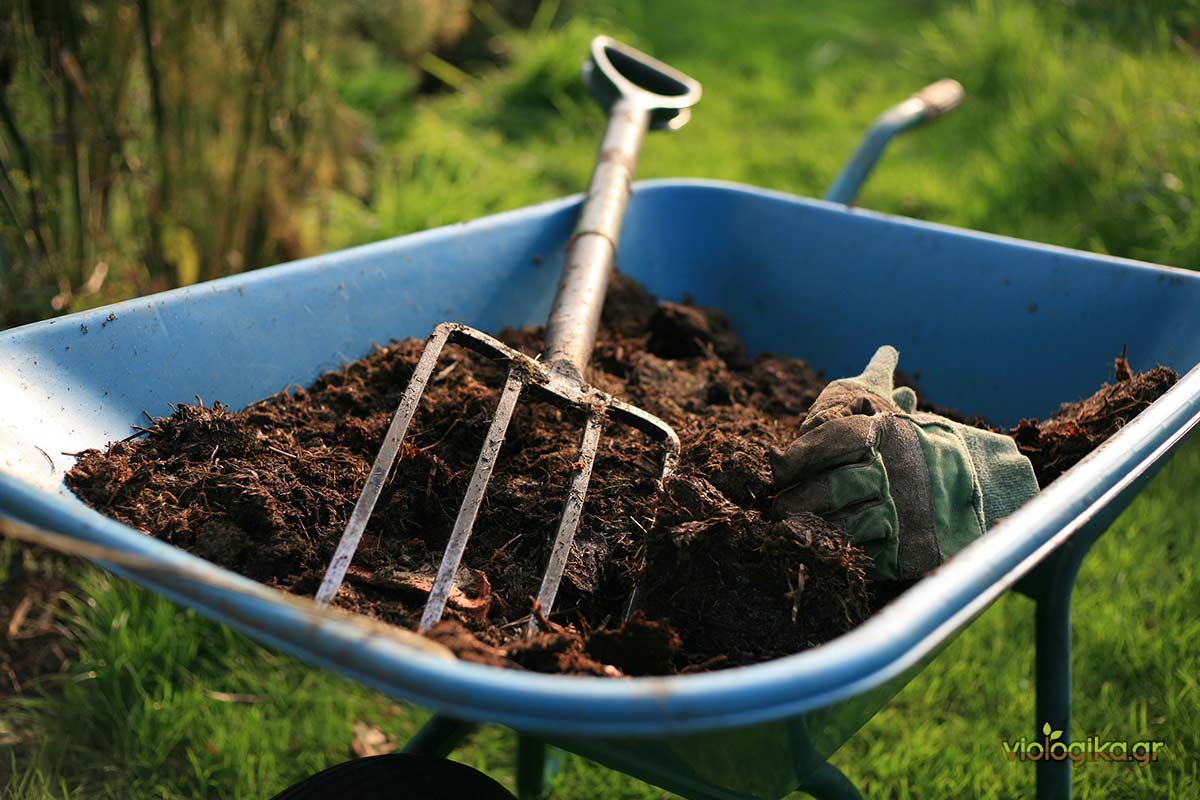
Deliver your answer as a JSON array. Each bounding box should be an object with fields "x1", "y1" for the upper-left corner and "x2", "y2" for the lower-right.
[
  {"x1": 64, "y1": 276, "x2": 1176, "y2": 676},
  {"x1": 1010, "y1": 352, "x2": 1179, "y2": 485}
]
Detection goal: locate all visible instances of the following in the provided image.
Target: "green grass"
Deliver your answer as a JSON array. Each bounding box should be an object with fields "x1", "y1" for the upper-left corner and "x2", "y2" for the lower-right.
[{"x1": 4, "y1": 0, "x2": 1200, "y2": 797}]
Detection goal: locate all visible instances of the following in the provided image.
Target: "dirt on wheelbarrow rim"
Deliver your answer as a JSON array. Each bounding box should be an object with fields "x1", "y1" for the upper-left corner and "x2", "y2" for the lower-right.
[{"x1": 65, "y1": 275, "x2": 1177, "y2": 677}]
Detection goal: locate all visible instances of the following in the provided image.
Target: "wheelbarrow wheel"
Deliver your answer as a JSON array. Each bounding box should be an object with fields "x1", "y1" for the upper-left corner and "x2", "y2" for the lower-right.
[{"x1": 269, "y1": 753, "x2": 517, "y2": 800}]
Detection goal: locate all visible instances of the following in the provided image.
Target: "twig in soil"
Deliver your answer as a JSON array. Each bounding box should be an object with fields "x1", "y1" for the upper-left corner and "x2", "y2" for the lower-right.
[
  {"x1": 490, "y1": 532, "x2": 523, "y2": 559},
  {"x1": 266, "y1": 445, "x2": 298, "y2": 460},
  {"x1": 418, "y1": 416, "x2": 465, "y2": 453},
  {"x1": 680, "y1": 655, "x2": 730, "y2": 673},
  {"x1": 1115, "y1": 344, "x2": 1132, "y2": 382},
  {"x1": 499, "y1": 614, "x2": 534, "y2": 630},
  {"x1": 789, "y1": 563, "x2": 808, "y2": 624},
  {"x1": 529, "y1": 599, "x2": 554, "y2": 633},
  {"x1": 296, "y1": 518, "x2": 314, "y2": 545}
]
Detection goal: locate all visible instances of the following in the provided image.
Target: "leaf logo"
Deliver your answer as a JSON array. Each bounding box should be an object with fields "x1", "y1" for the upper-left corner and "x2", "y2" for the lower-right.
[{"x1": 1043, "y1": 722, "x2": 1063, "y2": 741}]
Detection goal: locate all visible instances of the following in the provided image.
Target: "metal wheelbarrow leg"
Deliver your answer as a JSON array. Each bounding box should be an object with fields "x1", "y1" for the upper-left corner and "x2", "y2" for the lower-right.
[
  {"x1": 398, "y1": 713, "x2": 866, "y2": 800},
  {"x1": 398, "y1": 717, "x2": 560, "y2": 800},
  {"x1": 1016, "y1": 424, "x2": 1188, "y2": 800}
]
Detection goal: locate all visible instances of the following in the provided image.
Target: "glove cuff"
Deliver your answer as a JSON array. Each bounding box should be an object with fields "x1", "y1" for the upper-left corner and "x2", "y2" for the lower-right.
[{"x1": 953, "y1": 423, "x2": 1039, "y2": 527}]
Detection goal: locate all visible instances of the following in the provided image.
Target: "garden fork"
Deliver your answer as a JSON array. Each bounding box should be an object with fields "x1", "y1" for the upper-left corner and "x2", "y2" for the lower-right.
[{"x1": 315, "y1": 36, "x2": 701, "y2": 636}]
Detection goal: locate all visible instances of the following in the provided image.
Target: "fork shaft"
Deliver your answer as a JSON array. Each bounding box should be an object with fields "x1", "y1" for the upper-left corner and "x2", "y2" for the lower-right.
[{"x1": 542, "y1": 98, "x2": 650, "y2": 377}]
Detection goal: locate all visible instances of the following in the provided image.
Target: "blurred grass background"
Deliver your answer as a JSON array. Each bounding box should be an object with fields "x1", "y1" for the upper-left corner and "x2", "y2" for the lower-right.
[{"x1": 1, "y1": 0, "x2": 1199, "y2": 797}]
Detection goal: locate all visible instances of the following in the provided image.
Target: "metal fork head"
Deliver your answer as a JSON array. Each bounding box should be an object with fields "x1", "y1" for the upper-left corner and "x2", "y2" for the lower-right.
[
  {"x1": 316, "y1": 34, "x2": 695, "y2": 640},
  {"x1": 314, "y1": 322, "x2": 680, "y2": 635}
]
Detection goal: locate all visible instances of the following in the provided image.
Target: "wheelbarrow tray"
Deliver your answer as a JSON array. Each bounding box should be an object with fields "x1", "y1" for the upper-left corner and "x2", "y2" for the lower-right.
[{"x1": 2, "y1": 179, "x2": 1199, "y2": 800}]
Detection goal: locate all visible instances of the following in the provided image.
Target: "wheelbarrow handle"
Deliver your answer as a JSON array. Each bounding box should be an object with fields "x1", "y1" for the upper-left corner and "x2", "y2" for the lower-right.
[
  {"x1": 910, "y1": 78, "x2": 965, "y2": 121},
  {"x1": 541, "y1": 37, "x2": 701, "y2": 378},
  {"x1": 824, "y1": 78, "x2": 964, "y2": 206}
]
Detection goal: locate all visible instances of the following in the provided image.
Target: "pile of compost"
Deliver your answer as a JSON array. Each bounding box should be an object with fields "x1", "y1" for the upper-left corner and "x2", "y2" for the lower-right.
[{"x1": 65, "y1": 276, "x2": 1176, "y2": 676}]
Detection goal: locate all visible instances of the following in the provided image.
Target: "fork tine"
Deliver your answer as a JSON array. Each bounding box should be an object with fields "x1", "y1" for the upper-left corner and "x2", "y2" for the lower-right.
[
  {"x1": 419, "y1": 368, "x2": 525, "y2": 631},
  {"x1": 526, "y1": 409, "x2": 604, "y2": 635},
  {"x1": 315, "y1": 325, "x2": 453, "y2": 605}
]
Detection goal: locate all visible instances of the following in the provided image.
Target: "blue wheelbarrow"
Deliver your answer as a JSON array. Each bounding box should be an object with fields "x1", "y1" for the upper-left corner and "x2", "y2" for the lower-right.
[{"x1": 2, "y1": 42, "x2": 1199, "y2": 800}]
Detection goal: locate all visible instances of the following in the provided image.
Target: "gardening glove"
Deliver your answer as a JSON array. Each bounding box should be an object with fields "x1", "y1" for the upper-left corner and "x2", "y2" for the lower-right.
[{"x1": 770, "y1": 346, "x2": 1038, "y2": 581}]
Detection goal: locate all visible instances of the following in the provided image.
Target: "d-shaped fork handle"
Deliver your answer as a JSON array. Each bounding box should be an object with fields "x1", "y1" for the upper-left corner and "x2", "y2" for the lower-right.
[{"x1": 540, "y1": 37, "x2": 701, "y2": 379}]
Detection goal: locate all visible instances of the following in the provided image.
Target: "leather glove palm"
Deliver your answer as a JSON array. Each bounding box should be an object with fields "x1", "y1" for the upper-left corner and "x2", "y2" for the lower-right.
[{"x1": 771, "y1": 346, "x2": 1038, "y2": 581}]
